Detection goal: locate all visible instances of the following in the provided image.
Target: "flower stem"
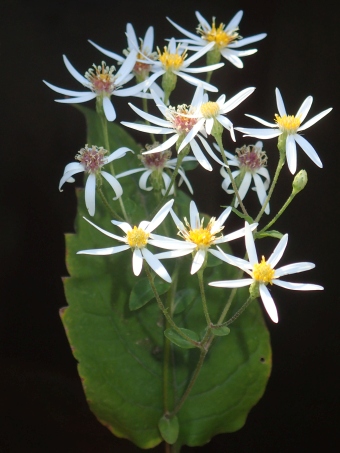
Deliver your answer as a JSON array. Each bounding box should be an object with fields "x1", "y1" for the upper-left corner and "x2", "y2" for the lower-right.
[
  {"x1": 225, "y1": 296, "x2": 253, "y2": 326},
  {"x1": 254, "y1": 139, "x2": 286, "y2": 224},
  {"x1": 258, "y1": 192, "x2": 296, "y2": 235},
  {"x1": 98, "y1": 187, "x2": 124, "y2": 221},
  {"x1": 215, "y1": 135, "x2": 249, "y2": 217},
  {"x1": 99, "y1": 110, "x2": 129, "y2": 222},
  {"x1": 144, "y1": 264, "x2": 200, "y2": 347},
  {"x1": 197, "y1": 268, "x2": 212, "y2": 327}
]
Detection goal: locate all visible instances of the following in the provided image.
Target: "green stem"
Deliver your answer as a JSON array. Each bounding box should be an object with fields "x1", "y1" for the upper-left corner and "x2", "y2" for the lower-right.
[
  {"x1": 99, "y1": 110, "x2": 129, "y2": 222},
  {"x1": 216, "y1": 135, "x2": 249, "y2": 216},
  {"x1": 144, "y1": 264, "x2": 200, "y2": 347},
  {"x1": 225, "y1": 296, "x2": 253, "y2": 326},
  {"x1": 258, "y1": 192, "x2": 296, "y2": 235},
  {"x1": 197, "y1": 268, "x2": 212, "y2": 327},
  {"x1": 254, "y1": 142, "x2": 286, "y2": 224},
  {"x1": 98, "y1": 187, "x2": 124, "y2": 221}
]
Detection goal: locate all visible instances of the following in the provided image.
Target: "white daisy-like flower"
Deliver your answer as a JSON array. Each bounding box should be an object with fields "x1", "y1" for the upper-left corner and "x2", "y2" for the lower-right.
[
  {"x1": 141, "y1": 37, "x2": 224, "y2": 93},
  {"x1": 116, "y1": 146, "x2": 196, "y2": 195},
  {"x1": 89, "y1": 23, "x2": 158, "y2": 83},
  {"x1": 209, "y1": 222, "x2": 323, "y2": 323},
  {"x1": 77, "y1": 199, "x2": 175, "y2": 282},
  {"x1": 193, "y1": 85, "x2": 255, "y2": 141},
  {"x1": 218, "y1": 141, "x2": 271, "y2": 214},
  {"x1": 43, "y1": 50, "x2": 150, "y2": 121},
  {"x1": 151, "y1": 201, "x2": 255, "y2": 275},
  {"x1": 121, "y1": 86, "x2": 225, "y2": 171},
  {"x1": 167, "y1": 11, "x2": 267, "y2": 68},
  {"x1": 59, "y1": 145, "x2": 132, "y2": 216},
  {"x1": 235, "y1": 88, "x2": 333, "y2": 174}
]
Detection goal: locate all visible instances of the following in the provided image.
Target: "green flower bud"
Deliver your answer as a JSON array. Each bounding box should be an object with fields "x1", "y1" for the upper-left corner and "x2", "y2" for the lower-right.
[{"x1": 292, "y1": 169, "x2": 308, "y2": 194}]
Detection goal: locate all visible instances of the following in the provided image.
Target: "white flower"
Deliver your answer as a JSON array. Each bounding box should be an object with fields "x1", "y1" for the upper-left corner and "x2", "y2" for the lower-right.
[
  {"x1": 235, "y1": 88, "x2": 332, "y2": 174},
  {"x1": 142, "y1": 37, "x2": 224, "y2": 93},
  {"x1": 218, "y1": 141, "x2": 271, "y2": 214},
  {"x1": 89, "y1": 23, "x2": 158, "y2": 83},
  {"x1": 209, "y1": 222, "x2": 323, "y2": 323},
  {"x1": 116, "y1": 147, "x2": 196, "y2": 195},
  {"x1": 43, "y1": 51, "x2": 150, "y2": 121},
  {"x1": 152, "y1": 201, "x2": 254, "y2": 275},
  {"x1": 121, "y1": 86, "x2": 225, "y2": 171},
  {"x1": 59, "y1": 145, "x2": 132, "y2": 216},
  {"x1": 77, "y1": 199, "x2": 175, "y2": 282},
  {"x1": 167, "y1": 11, "x2": 267, "y2": 68},
  {"x1": 193, "y1": 85, "x2": 255, "y2": 141}
]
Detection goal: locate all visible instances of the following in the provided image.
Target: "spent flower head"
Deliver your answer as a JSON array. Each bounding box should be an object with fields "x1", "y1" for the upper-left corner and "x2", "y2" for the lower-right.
[
  {"x1": 235, "y1": 88, "x2": 332, "y2": 174},
  {"x1": 116, "y1": 145, "x2": 196, "y2": 195},
  {"x1": 209, "y1": 222, "x2": 323, "y2": 323},
  {"x1": 219, "y1": 141, "x2": 271, "y2": 214},
  {"x1": 59, "y1": 145, "x2": 132, "y2": 216},
  {"x1": 43, "y1": 51, "x2": 151, "y2": 121},
  {"x1": 167, "y1": 11, "x2": 266, "y2": 68},
  {"x1": 121, "y1": 86, "x2": 225, "y2": 171}
]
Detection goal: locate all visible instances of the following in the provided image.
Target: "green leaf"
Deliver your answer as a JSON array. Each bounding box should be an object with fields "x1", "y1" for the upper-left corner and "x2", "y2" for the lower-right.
[
  {"x1": 173, "y1": 288, "x2": 197, "y2": 314},
  {"x1": 256, "y1": 229, "x2": 284, "y2": 239},
  {"x1": 211, "y1": 326, "x2": 231, "y2": 336},
  {"x1": 230, "y1": 207, "x2": 254, "y2": 224},
  {"x1": 60, "y1": 107, "x2": 272, "y2": 450},
  {"x1": 129, "y1": 278, "x2": 170, "y2": 311},
  {"x1": 158, "y1": 415, "x2": 179, "y2": 444},
  {"x1": 164, "y1": 328, "x2": 199, "y2": 349}
]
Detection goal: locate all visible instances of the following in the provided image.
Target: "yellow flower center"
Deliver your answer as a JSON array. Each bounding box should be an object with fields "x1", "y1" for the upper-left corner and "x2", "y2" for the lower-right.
[
  {"x1": 275, "y1": 114, "x2": 301, "y2": 133},
  {"x1": 126, "y1": 226, "x2": 149, "y2": 248},
  {"x1": 199, "y1": 20, "x2": 239, "y2": 49},
  {"x1": 158, "y1": 46, "x2": 187, "y2": 71},
  {"x1": 253, "y1": 256, "x2": 275, "y2": 284},
  {"x1": 179, "y1": 217, "x2": 223, "y2": 249},
  {"x1": 200, "y1": 101, "x2": 220, "y2": 118}
]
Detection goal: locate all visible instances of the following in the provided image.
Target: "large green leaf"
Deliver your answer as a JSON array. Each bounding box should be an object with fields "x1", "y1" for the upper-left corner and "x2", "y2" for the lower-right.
[{"x1": 60, "y1": 106, "x2": 272, "y2": 450}]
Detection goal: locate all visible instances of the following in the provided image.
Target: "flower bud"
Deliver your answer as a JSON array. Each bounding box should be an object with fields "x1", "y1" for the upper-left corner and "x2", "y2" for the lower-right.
[{"x1": 292, "y1": 169, "x2": 308, "y2": 194}]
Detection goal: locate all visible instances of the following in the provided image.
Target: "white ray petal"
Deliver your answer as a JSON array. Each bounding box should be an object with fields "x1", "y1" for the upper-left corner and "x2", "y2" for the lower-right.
[
  {"x1": 103, "y1": 96, "x2": 116, "y2": 121},
  {"x1": 101, "y1": 171, "x2": 123, "y2": 199},
  {"x1": 273, "y1": 280, "x2": 323, "y2": 291},
  {"x1": 220, "y1": 49, "x2": 243, "y2": 68},
  {"x1": 226, "y1": 10, "x2": 243, "y2": 30},
  {"x1": 259, "y1": 284, "x2": 278, "y2": 323},
  {"x1": 142, "y1": 134, "x2": 179, "y2": 153},
  {"x1": 275, "y1": 88, "x2": 287, "y2": 116},
  {"x1": 285, "y1": 135, "x2": 297, "y2": 174},
  {"x1": 142, "y1": 248, "x2": 171, "y2": 282},
  {"x1": 77, "y1": 244, "x2": 130, "y2": 255},
  {"x1": 106, "y1": 146, "x2": 132, "y2": 162},
  {"x1": 296, "y1": 96, "x2": 313, "y2": 122},
  {"x1": 189, "y1": 201, "x2": 200, "y2": 229},
  {"x1": 88, "y1": 40, "x2": 125, "y2": 62},
  {"x1": 244, "y1": 114, "x2": 277, "y2": 128},
  {"x1": 298, "y1": 107, "x2": 332, "y2": 131},
  {"x1": 55, "y1": 94, "x2": 97, "y2": 104},
  {"x1": 146, "y1": 199, "x2": 174, "y2": 232},
  {"x1": 174, "y1": 71, "x2": 218, "y2": 92},
  {"x1": 245, "y1": 222, "x2": 258, "y2": 264},
  {"x1": 222, "y1": 87, "x2": 255, "y2": 113},
  {"x1": 209, "y1": 279, "x2": 253, "y2": 288},
  {"x1": 235, "y1": 128, "x2": 281, "y2": 139},
  {"x1": 139, "y1": 170, "x2": 152, "y2": 191},
  {"x1": 83, "y1": 217, "x2": 126, "y2": 242},
  {"x1": 85, "y1": 173, "x2": 96, "y2": 216},
  {"x1": 155, "y1": 249, "x2": 193, "y2": 259},
  {"x1": 274, "y1": 262, "x2": 315, "y2": 278},
  {"x1": 59, "y1": 167, "x2": 84, "y2": 190},
  {"x1": 63, "y1": 55, "x2": 88, "y2": 85},
  {"x1": 111, "y1": 220, "x2": 132, "y2": 234},
  {"x1": 170, "y1": 209, "x2": 186, "y2": 231},
  {"x1": 253, "y1": 173, "x2": 269, "y2": 214},
  {"x1": 292, "y1": 134, "x2": 323, "y2": 168},
  {"x1": 132, "y1": 248, "x2": 143, "y2": 275},
  {"x1": 191, "y1": 249, "x2": 206, "y2": 274},
  {"x1": 267, "y1": 234, "x2": 288, "y2": 268},
  {"x1": 229, "y1": 33, "x2": 267, "y2": 48},
  {"x1": 167, "y1": 16, "x2": 201, "y2": 41},
  {"x1": 190, "y1": 139, "x2": 213, "y2": 171},
  {"x1": 127, "y1": 102, "x2": 171, "y2": 127},
  {"x1": 196, "y1": 135, "x2": 225, "y2": 166},
  {"x1": 43, "y1": 80, "x2": 91, "y2": 97}
]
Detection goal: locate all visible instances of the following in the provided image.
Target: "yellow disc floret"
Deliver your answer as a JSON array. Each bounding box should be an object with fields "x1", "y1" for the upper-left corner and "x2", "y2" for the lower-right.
[
  {"x1": 253, "y1": 256, "x2": 275, "y2": 284},
  {"x1": 158, "y1": 46, "x2": 187, "y2": 71},
  {"x1": 126, "y1": 226, "x2": 149, "y2": 248},
  {"x1": 179, "y1": 217, "x2": 223, "y2": 249},
  {"x1": 201, "y1": 101, "x2": 220, "y2": 118},
  {"x1": 199, "y1": 20, "x2": 239, "y2": 49},
  {"x1": 275, "y1": 114, "x2": 301, "y2": 133}
]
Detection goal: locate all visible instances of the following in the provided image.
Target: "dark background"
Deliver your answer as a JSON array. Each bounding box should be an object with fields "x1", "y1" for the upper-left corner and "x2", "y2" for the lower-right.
[{"x1": 1, "y1": 0, "x2": 339, "y2": 451}]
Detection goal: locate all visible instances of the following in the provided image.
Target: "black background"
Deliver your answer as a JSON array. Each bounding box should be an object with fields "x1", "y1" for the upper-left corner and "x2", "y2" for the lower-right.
[{"x1": 1, "y1": 0, "x2": 339, "y2": 451}]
